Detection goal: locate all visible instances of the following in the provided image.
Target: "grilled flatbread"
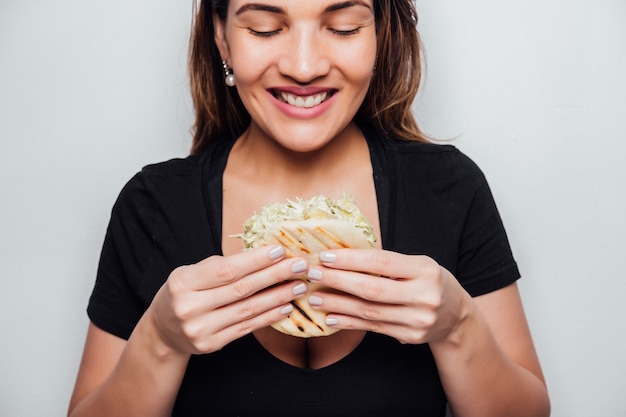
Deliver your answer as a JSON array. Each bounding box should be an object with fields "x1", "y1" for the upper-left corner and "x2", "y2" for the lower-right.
[{"x1": 238, "y1": 195, "x2": 376, "y2": 338}]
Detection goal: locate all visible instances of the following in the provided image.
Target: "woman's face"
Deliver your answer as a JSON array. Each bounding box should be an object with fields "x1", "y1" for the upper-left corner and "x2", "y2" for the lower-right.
[{"x1": 214, "y1": 0, "x2": 377, "y2": 153}]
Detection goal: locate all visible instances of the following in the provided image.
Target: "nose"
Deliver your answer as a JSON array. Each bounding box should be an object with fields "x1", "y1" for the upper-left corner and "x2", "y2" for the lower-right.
[{"x1": 277, "y1": 28, "x2": 331, "y2": 84}]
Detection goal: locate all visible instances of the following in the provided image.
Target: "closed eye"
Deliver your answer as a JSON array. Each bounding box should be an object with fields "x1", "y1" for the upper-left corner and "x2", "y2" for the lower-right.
[
  {"x1": 248, "y1": 28, "x2": 282, "y2": 37},
  {"x1": 329, "y1": 27, "x2": 360, "y2": 36}
]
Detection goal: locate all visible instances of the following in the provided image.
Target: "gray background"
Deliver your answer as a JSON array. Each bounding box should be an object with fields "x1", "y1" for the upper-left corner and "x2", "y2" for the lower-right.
[{"x1": 1, "y1": 1, "x2": 625, "y2": 416}]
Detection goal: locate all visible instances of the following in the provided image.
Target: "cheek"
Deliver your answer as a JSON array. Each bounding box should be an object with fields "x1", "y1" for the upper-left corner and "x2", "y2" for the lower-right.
[
  {"x1": 335, "y1": 38, "x2": 377, "y2": 82},
  {"x1": 226, "y1": 36, "x2": 272, "y2": 85}
]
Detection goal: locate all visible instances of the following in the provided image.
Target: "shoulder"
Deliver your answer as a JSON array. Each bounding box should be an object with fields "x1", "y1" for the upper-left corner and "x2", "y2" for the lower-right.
[
  {"x1": 141, "y1": 153, "x2": 204, "y2": 177},
  {"x1": 366, "y1": 128, "x2": 487, "y2": 190},
  {"x1": 118, "y1": 153, "x2": 206, "y2": 201},
  {"x1": 109, "y1": 153, "x2": 210, "y2": 236}
]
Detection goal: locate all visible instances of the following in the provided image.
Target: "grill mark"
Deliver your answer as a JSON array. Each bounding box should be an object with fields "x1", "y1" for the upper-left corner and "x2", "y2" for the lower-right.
[
  {"x1": 314, "y1": 226, "x2": 350, "y2": 248},
  {"x1": 273, "y1": 229, "x2": 311, "y2": 254},
  {"x1": 290, "y1": 300, "x2": 325, "y2": 333},
  {"x1": 299, "y1": 226, "x2": 333, "y2": 250}
]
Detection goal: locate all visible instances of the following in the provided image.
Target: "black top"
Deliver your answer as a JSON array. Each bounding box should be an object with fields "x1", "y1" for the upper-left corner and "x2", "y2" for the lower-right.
[{"x1": 87, "y1": 125, "x2": 520, "y2": 416}]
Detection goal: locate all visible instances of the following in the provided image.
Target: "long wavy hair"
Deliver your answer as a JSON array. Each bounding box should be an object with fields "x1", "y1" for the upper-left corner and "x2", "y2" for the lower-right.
[{"x1": 188, "y1": 0, "x2": 428, "y2": 155}]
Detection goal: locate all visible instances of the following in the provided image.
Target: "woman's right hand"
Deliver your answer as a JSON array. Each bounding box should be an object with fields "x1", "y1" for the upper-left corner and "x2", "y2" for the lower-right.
[{"x1": 147, "y1": 245, "x2": 307, "y2": 355}]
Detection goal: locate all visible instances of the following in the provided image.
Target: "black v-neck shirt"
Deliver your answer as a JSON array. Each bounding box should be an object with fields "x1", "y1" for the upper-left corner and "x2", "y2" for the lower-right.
[{"x1": 88, "y1": 125, "x2": 520, "y2": 416}]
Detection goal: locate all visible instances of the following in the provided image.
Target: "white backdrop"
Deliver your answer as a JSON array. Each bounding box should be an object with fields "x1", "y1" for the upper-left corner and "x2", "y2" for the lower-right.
[{"x1": 1, "y1": 1, "x2": 625, "y2": 416}]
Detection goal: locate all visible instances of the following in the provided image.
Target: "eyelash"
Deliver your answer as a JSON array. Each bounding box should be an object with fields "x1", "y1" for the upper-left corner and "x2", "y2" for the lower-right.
[
  {"x1": 248, "y1": 28, "x2": 282, "y2": 37},
  {"x1": 248, "y1": 27, "x2": 361, "y2": 38},
  {"x1": 329, "y1": 28, "x2": 360, "y2": 37}
]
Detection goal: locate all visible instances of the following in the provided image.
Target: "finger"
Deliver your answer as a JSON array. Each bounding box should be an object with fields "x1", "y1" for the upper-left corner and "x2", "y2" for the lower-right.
[
  {"x1": 308, "y1": 291, "x2": 427, "y2": 328},
  {"x1": 211, "y1": 257, "x2": 309, "y2": 308},
  {"x1": 178, "y1": 245, "x2": 287, "y2": 290},
  {"x1": 308, "y1": 266, "x2": 402, "y2": 304},
  {"x1": 207, "y1": 304, "x2": 296, "y2": 353},
  {"x1": 319, "y1": 249, "x2": 437, "y2": 280},
  {"x1": 178, "y1": 256, "x2": 309, "y2": 314},
  {"x1": 213, "y1": 279, "x2": 306, "y2": 334},
  {"x1": 186, "y1": 282, "x2": 303, "y2": 353},
  {"x1": 323, "y1": 313, "x2": 428, "y2": 345}
]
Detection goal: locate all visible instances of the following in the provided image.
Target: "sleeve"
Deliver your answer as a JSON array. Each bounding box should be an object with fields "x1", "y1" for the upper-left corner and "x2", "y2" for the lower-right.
[
  {"x1": 455, "y1": 161, "x2": 521, "y2": 297},
  {"x1": 87, "y1": 172, "x2": 157, "y2": 340}
]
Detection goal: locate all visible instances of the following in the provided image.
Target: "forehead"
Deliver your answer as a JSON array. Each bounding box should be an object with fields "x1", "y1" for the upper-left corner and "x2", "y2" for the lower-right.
[{"x1": 226, "y1": 0, "x2": 375, "y2": 16}]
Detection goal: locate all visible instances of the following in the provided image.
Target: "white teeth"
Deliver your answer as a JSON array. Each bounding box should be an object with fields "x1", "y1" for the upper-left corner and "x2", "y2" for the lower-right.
[{"x1": 279, "y1": 91, "x2": 329, "y2": 108}]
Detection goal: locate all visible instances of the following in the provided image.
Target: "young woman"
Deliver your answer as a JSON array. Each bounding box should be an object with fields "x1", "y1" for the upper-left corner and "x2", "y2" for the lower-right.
[{"x1": 68, "y1": 1, "x2": 551, "y2": 416}]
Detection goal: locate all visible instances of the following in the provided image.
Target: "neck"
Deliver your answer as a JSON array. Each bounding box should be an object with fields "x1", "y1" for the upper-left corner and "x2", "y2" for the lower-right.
[{"x1": 227, "y1": 122, "x2": 368, "y2": 197}]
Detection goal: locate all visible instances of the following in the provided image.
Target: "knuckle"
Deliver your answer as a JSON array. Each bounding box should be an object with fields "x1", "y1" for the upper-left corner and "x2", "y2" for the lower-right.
[
  {"x1": 405, "y1": 287, "x2": 421, "y2": 306},
  {"x1": 422, "y1": 258, "x2": 443, "y2": 281},
  {"x1": 361, "y1": 304, "x2": 381, "y2": 321},
  {"x1": 214, "y1": 261, "x2": 238, "y2": 284},
  {"x1": 172, "y1": 300, "x2": 194, "y2": 321},
  {"x1": 232, "y1": 278, "x2": 253, "y2": 298},
  {"x1": 237, "y1": 317, "x2": 256, "y2": 335},
  {"x1": 400, "y1": 330, "x2": 425, "y2": 345},
  {"x1": 181, "y1": 320, "x2": 202, "y2": 343},
  {"x1": 416, "y1": 310, "x2": 437, "y2": 329},
  {"x1": 194, "y1": 338, "x2": 218, "y2": 354},
  {"x1": 429, "y1": 293, "x2": 444, "y2": 310},
  {"x1": 168, "y1": 266, "x2": 191, "y2": 293},
  {"x1": 238, "y1": 299, "x2": 257, "y2": 319},
  {"x1": 365, "y1": 319, "x2": 382, "y2": 333},
  {"x1": 361, "y1": 278, "x2": 384, "y2": 301},
  {"x1": 372, "y1": 250, "x2": 393, "y2": 271},
  {"x1": 183, "y1": 322, "x2": 219, "y2": 354}
]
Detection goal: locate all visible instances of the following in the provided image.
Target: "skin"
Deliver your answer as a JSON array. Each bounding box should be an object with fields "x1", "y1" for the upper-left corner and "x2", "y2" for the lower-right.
[{"x1": 68, "y1": 1, "x2": 550, "y2": 416}]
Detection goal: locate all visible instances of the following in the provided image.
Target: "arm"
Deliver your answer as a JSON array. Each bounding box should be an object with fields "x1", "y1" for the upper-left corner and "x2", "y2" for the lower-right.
[
  {"x1": 430, "y1": 283, "x2": 550, "y2": 417},
  {"x1": 68, "y1": 246, "x2": 308, "y2": 417},
  {"x1": 68, "y1": 320, "x2": 189, "y2": 417},
  {"x1": 307, "y1": 250, "x2": 550, "y2": 417}
]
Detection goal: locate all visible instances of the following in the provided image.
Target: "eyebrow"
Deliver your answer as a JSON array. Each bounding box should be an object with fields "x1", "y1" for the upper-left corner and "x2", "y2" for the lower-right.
[
  {"x1": 235, "y1": 3, "x2": 284, "y2": 16},
  {"x1": 324, "y1": 1, "x2": 372, "y2": 14},
  {"x1": 234, "y1": 1, "x2": 372, "y2": 16}
]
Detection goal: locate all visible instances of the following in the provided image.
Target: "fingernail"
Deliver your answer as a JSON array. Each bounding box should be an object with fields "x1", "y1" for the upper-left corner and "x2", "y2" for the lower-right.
[
  {"x1": 306, "y1": 268, "x2": 323, "y2": 281},
  {"x1": 325, "y1": 317, "x2": 339, "y2": 326},
  {"x1": 291, "y1": 260, "x2": 308, "y2": 274},
  {"x1": 268, "y1": 246, "x2": 285, "y2": 260},
  {"x1": 308, "y1": 295, "x2": 323, "y2": 306},
  {"x1": 293, "y1": 282, "x2": 307, "y2": 296},
  {"x1": 320, "y1": 251, "x2": 336, "y2": 263},
  {"x1": 280, "y1": 304, "x2": 293, "y2": 315}
]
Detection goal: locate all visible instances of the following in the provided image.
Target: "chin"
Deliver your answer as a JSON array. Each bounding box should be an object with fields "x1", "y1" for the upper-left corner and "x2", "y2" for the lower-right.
[
  {"x1": 283, "y1": 119, "x2": 357, "y2": 151},
  {"x1": 276, "y1": 137, "x2": 333, "y2": 154}
]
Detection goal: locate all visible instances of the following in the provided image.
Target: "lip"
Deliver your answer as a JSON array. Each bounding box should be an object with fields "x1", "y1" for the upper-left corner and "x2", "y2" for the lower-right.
[
  {"x1": 268, "y1": 86, "x2": 338, "y2": 119},
  {"x1": 271, "y1": 86, "x2": 334, "y2": 96}
]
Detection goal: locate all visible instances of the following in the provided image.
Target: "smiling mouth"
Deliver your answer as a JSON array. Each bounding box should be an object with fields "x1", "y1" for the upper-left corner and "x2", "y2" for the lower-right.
[{"x1": 271, "y1": 90, "x2": 336, "y2": 108}]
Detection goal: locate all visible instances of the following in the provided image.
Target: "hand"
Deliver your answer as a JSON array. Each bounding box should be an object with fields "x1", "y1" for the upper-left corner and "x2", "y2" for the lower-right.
[
  {"x1": 305, "y1": 249, "x2": 472, "y2": 344},
  {"x1": 146, "y1": 245, "x2": 309, "y2": 355}
]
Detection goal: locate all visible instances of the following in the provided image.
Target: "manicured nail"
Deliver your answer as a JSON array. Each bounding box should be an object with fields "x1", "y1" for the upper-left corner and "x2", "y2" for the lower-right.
[
  {"x1": 280, "y1": 304, "x2": 293, "y2": 315},
  {"x1": 291, "y1": 260, "x2": 308, "y2": 274},
  {"x1": 268, "y1": 246, "x2": 285, "y2": 260},
  {"x1": 320, "y1": 251, "x2": 336, "y2": 263},
  {"x1": 325, "y1": 317, "x2": 339, "y2": 326},
  {"x1": 308, "y1": 295, "x2": 323, "y2": 306},
  {"x1": 307, "y1": 268, "x2": 323, "y2": 281},
  {"x1": 293, "y1": 282, "x2": 307, "y2": 296}
]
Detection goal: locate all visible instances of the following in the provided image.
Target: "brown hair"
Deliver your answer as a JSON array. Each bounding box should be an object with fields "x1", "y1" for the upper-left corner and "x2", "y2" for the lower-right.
[{"x1": 188, "y1": 0, "x2": 428, "y2": 155}]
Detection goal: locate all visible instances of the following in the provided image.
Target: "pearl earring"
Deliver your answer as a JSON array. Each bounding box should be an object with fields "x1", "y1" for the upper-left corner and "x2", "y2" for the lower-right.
[{"x1": 222, "y1": 60, "x2": 236, "y2": 87}]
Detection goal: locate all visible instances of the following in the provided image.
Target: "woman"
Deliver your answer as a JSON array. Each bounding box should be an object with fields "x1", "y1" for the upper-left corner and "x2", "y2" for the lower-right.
[{"x1": 68, "y1": 1, "x2": 550, "y2": 416}]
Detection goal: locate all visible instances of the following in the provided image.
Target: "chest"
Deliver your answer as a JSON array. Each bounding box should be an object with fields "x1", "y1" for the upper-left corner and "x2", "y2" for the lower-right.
[
  {"x1": 221, "y1": 164, "x2": 382, "y2": 369},
  {"x1": 173, "y1": 333, "x2": 447, "y2": 417}
]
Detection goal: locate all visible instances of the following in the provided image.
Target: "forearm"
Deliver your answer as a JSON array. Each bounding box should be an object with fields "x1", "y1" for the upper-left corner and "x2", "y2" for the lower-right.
[
  {"x1": 430, "y1": 300, "x2": 550, "y2": 417},
  {"x1": 69, "y1": 314, "x2": 190, "y2": 417}
]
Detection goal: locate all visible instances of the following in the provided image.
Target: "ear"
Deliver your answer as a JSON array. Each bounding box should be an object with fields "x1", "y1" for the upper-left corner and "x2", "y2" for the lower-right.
[{"x1": 213, "y1": 10, "x2": 230, "y2": 63}]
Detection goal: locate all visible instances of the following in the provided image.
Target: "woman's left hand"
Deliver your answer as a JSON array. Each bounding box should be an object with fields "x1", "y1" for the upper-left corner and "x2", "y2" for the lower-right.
[{"x1": 306, "y1": 249, "x2": 473, "y2": 344}]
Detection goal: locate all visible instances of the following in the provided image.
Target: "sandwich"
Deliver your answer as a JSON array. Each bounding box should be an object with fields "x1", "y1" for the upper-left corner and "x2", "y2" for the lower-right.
[{"x1": 238, "y1": 194, "x2": 377, "y2": 338}]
